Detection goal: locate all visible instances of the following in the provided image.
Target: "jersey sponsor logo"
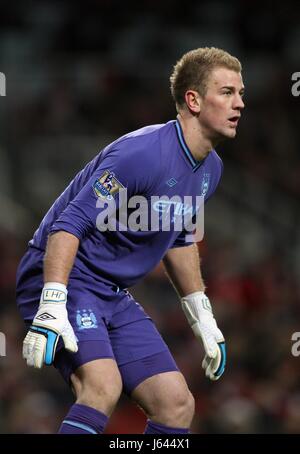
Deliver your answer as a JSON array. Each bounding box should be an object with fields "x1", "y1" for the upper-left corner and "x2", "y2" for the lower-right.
[
  {"x1": 76, "y1": 309, "x2": 98, "y2": 330},
  {"x1": 201, "y1": 173, "x2": 210, "y2": 196},
  {"x1": 152, "y1": 199, "x2": 197, "y2": 217},
  {"x1": 93, "y1": 170, "x2": 124, "y2": 200}
]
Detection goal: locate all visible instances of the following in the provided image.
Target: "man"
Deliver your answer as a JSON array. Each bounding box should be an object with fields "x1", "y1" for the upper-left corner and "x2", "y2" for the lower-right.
[{"x1": 16, "y1": 47, "x2": 245, "y2": 434}]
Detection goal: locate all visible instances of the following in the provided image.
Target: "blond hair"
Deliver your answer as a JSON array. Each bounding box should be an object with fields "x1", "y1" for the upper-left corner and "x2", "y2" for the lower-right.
[{"x1": 170, "y1": 47, "x2": 242, "y2": 108}]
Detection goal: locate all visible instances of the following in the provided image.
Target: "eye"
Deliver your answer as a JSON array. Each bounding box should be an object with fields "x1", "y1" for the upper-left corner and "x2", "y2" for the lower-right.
[{"x1": 223, "y1": 90, "x2": 232, "y2": 96}]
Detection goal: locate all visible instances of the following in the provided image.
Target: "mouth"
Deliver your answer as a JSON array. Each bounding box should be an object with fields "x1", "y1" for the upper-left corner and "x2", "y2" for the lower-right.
[{"x1": 228, "y1": 115, "x2": 240, "y2": 127}]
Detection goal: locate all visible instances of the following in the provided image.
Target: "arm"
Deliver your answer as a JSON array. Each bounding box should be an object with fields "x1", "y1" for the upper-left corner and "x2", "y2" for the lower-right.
[
  {"x1": 44, "y1": 231, "x2": 80, "y2": 285},
  {"x1": 162, "y1": 244, "x2": 226, "y2": 381},
  {"x1": 162, "y1": 243, "x2": 205, "y2": 297},
  {"x1": 23, "y1": 231, "x2": 79, "y2": 369}
]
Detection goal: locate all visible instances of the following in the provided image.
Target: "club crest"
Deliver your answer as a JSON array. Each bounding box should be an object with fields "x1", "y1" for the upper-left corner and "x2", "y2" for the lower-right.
[
  {"x1": 201, "y1": 173, "x2": 210, "y2": 196},
  {"x1": 76, "y1": 309, "x2": 98, "y2": 330}
]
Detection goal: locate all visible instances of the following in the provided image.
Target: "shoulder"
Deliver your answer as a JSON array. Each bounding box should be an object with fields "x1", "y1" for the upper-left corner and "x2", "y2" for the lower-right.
[
  {"x1": 102, "y1": 123, "x2": 169, "y2": 173},
  {"x1": 95, "y1": 123, "x2": 172, "y2": 194},
  {"x1": 114, "y1": 123, "x2": 166, "y2": 160}
]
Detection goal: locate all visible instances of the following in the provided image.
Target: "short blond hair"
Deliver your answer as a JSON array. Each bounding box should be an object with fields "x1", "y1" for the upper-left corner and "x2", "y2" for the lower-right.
[{"x1": 170, "y1": 47, "x2": 242, "y2": 108}]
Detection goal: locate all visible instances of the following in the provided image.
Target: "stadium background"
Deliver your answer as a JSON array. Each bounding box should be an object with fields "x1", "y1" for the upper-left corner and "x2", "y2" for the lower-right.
[{"x1": 0, "y1": 0, "x2": 300, "y2": 433}]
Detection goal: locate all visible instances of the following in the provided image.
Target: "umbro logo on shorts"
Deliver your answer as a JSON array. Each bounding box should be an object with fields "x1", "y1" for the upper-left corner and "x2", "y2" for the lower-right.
[{"x1": 36, "y1": 312, "x2": 57, "y2": 321}]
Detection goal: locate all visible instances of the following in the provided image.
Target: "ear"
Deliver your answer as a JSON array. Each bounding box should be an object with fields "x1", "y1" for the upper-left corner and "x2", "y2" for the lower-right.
[{"x1": 184, "y1": 90, "x2": 201, "y2": 114}]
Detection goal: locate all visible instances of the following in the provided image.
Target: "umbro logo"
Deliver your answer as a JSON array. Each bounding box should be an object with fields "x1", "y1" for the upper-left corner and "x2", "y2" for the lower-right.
[
  {"x1": 36, "y1": 312, "x2": 57, "y2": 321},
  {"x1": 166, "y1": 178, "x2": 177, "y2": 187}
]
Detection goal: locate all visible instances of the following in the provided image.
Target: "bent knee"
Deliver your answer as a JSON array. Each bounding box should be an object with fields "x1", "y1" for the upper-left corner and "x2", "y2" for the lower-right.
[
  {"x1": 148, "y1": 388, "x2": 195, "y2": 427},
  {"x1": 166, "y1": 390, "x2": 195, "y2": 424},
  {"x1": 71, "y1": 359, "x2": 123, "y2": 415}
]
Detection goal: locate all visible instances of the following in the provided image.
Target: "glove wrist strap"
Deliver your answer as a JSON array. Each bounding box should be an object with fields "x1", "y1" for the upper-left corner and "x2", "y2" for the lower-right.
[{"x1": 41, "y1": 282, "x2": 68, "y2": 304}]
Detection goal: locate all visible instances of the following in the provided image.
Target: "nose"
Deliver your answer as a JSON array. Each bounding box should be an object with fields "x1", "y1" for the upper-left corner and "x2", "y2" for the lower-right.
[{"x1": 234, "y1": 94, "x2": 245, "y2": 110}]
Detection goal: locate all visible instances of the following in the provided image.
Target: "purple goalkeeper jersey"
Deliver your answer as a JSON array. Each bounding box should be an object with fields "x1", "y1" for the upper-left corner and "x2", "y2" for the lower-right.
[{"x1": 28, "y1": 119, "x2": 223, "y2": 289}]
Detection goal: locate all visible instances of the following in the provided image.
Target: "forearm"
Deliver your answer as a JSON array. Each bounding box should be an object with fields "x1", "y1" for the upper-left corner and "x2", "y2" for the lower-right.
[
  {"x1": 162, "y1": 243, "x2": 205, "y2": 298},
  {"x1": 44, "y1": 231, "x2": 80, "y2": 285}
]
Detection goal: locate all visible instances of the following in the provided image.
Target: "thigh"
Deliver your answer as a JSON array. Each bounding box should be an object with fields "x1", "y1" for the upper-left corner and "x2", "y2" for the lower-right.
[
  {"x1": 53, "y1": 282, "x2": 117, "y2": 385},
  {"x1": 54, "y1": 339, "x2": 115, "y2": 386},
  {"x1": 108, "y1": 299, "x2": 179, "y2": 395},
  {"x1": 131, "y1": 370, "x2": 189, "y2": 409},
  {"x1": 118, "y1": 350, "x2": 180, "y2": 396}
]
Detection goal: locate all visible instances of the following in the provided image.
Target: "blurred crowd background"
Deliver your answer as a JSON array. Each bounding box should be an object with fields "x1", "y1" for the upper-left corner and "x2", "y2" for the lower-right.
[{"x1": 0, "y1": 0, "x2": 300, "y2": 433}]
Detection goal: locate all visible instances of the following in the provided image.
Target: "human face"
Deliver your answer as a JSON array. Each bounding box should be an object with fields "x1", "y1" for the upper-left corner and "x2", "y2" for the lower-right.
[{"x1": 198, "y1": 67, "x2": 245, "y2": 141}]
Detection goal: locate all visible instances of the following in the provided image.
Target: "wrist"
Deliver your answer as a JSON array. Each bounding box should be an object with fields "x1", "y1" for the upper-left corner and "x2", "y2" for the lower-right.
[
  {"x1": 181, "y1": 290, "x2": 206, "y2": 300},
  {"x1": 41, "y1": 282, "x2": 68, "y2": 305},
  {"x1": 181, "y1": 291, "x2": 214, "y2": 326}
]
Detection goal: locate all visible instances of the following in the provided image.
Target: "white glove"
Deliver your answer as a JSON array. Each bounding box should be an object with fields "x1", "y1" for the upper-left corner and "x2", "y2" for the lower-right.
[
  {"x1": 23, "y1": 282, "x2": 78, "y2": 368},
  {"x1": 181, "y1": 291, "x2": 226, "y2": 380}
]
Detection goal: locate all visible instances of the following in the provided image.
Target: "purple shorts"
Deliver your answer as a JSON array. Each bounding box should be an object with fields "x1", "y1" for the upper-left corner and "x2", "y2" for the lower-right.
[
  {"x1": 17, "y1": 248, "x2": 179, "y2": 394},
  {"x1": 53, "y1": 282, "x2": 179, "y2": 394}
]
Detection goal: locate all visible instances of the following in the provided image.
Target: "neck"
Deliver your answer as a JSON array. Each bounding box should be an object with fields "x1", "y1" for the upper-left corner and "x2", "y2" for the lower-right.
[{"x1": 177, "y1": 112, "x2": 217, "y2": 161}]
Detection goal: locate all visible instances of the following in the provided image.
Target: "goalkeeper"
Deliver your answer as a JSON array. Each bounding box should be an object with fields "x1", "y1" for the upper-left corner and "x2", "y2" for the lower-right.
[{"x1": 16, "y1": 47, "x2": 244, "y2": 434}]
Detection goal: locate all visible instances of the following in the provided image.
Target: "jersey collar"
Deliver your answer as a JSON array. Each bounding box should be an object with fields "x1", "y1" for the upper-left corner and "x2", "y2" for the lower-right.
[{"x1": 174, "y1": 119, "x2": 203, "y2": 171}]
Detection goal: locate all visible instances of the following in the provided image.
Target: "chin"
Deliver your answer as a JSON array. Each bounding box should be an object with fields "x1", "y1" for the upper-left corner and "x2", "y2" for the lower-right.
[
  {"x1": 223, "y1": 128, "x2": 237, "y2": 139},
  {"x1": 214, "y1": 128, "x2": 236, "y2": 143},
  {"x1": 228, "y1": 129, "x2": 237, "y2": 138}
]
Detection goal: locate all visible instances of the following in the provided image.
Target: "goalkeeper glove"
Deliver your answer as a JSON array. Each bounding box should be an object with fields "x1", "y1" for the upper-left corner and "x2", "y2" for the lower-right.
[
  {"x1": 181, "y1": 291, "x2": 226, "y2": 380},
  {"x1": 23, "y1": 282, "x2": 78, "y2": 368}
]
